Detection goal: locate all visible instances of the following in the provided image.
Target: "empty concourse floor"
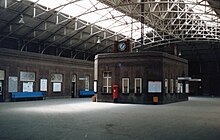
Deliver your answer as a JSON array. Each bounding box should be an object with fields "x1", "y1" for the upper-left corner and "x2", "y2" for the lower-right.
[{"x1": 0, "y1": 97, "x2": 220, "y2": 140}]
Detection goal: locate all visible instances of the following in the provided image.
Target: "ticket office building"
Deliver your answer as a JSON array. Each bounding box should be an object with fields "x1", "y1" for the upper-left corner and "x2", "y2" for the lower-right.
[
  {"x1": 95, "y1": 51, "x2": 189, "y2": 104},
  {"x1": 0, "y1": 48, "x2": 94, "y2": 102}
]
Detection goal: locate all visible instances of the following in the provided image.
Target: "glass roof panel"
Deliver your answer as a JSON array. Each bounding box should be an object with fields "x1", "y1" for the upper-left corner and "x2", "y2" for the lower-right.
[
  {"x1": 29, "y1": 0, "x2": 153, "y2": 40},
  {"x1": 184, "y1": 0, "x2": 218, "y2": 26}
]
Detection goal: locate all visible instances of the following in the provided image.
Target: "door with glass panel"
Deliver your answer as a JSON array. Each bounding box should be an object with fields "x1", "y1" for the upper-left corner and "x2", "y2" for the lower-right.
[
  {"x1": 72, "y1": 75, "x2": 77, "y2": 98},
  {"x1": 0, "y1": 81, "x2": 3, "y2": 102}
]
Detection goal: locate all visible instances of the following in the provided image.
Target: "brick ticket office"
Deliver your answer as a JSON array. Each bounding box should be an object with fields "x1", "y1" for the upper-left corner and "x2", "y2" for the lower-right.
[
  {"x1": 0, "y1": 48, "x2": 94, "y2": 102},
  {"x1": 94, "y1": 51, "x2": 189, "y2": 104}
]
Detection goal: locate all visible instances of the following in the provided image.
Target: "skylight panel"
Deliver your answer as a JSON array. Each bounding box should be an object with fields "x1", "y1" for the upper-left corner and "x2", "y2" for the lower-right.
[
  {"x1": 184, "y1": 0, "x2": 217, "y2": 26},
  {"x1": 29, "y1": 0, "x2": 153, "y2": 40}
]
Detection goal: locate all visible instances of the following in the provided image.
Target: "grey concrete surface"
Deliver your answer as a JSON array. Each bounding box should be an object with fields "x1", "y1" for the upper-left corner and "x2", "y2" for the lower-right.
[{"x1": 0, "y1": 97, "x2": 220, "y2": 140}]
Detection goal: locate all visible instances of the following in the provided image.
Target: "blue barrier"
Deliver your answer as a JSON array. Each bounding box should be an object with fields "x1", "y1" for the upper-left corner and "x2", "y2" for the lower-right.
[
  {"x1": 11, "y1": 92, "x2": 46, "y2": 101},
  {"x1": 80, "y1": 91, "x2": 94, "y2": 96}
]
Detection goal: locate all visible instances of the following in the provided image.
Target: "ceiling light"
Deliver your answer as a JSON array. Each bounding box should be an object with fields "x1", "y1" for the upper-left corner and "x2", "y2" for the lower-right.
[
  {"x1": 96, "y1": 37, "x2": 101, "y2": 44},
  {"x1": 18, "y1": 14, "x2": 24, "y2": 24},
  {"x1": 178, "y1": 51, "x2": 182, "y2": 56}
]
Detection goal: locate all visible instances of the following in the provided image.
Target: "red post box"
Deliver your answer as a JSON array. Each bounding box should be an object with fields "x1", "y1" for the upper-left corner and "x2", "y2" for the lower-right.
[{"x1": 113, "y1": 84, "x2": 119, "y2": 100}]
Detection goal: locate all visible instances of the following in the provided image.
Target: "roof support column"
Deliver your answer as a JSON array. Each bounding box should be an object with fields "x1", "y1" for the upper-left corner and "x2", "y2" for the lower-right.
[
  {"x1": 4, "y1": 0, "x2": 7, "y2": 8},
  {"x1": 75, "y1": 19, "x2": 78, "y2": 30},
  {"x1": 141, "y1": 0, "x2": 144, "y2": 49}
]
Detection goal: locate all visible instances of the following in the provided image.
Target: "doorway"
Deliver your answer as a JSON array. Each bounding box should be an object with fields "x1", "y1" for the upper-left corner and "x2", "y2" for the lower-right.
[
  {"x1": 71, "y1": 75, "x2": 77, "y2": 98},
  {"x1": 0, "y1": 81, "x2": 3, "y2": 102},
  {"x1": 72, "y1": 82, "x2": 76, "y2": 98}
]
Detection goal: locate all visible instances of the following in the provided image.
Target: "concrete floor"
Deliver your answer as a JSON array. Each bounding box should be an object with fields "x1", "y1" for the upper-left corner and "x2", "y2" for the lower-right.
[{"x1": 0, "y1": 97, "x2": 220, "y2": 140}]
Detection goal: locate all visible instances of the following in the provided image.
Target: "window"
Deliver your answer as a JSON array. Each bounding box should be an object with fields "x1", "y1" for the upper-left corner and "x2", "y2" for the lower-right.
[
  {"x1": 103, "y1": 72, "x2": 112, "y2": 93},
  {"x1": 177, "y1": 82, "x2": 183, "y2": 93},
  {"x1": 122, "y1": 78, "x2": 129, "y2": 93},
  {"x1": 185, "y1": 83, "x2": 189, "y2": 93},
  {"x1": 170, "y1": 79, "x2": 174, "y2": 93},
  {"x1": 51, "y1": 74, "x2": 63, "y2": 93},
  {"x1": 85, "y1": 76, "x2": 89, "y2": 91},
  {"x1": 135, "y1": 78, "x2": 142, "y2": 93},
  {"x1": 175, "y1": 80, "x2": 178, "y2": 93},
  {"x1": 165, "y1": 79, "x2": 168, "y2": 94},
  {"x1": 72, "y1": 75, "x2": 76, "y2": 82}
]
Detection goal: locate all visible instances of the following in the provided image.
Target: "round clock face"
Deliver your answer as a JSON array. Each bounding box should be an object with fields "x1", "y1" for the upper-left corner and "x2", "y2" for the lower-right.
[{"x1": 118, "y1": 42, "x2": 126, "y2": 51}]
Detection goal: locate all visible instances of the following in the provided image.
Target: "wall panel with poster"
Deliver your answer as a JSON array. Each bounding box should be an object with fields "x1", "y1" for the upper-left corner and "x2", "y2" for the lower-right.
[
  {"x1": 20, "y1": 72, "x2": 35, "y2": 82},
  {"x1": 51, "y1": 74, "x2": 63, "y2": 93},
  {"x1": 53, "y1": 83, "x2": 61, "y2": 92},
  {"x1": 0, "y1": 70, "x2": 5, "y2": 80},
  {"x1": 40, "y1": 79, "x2": 47, "y2": 92},
  {"x1": 20, "y1": 72, "x2": 35, "y2": 92},
  {"x1": 8, "y1": 76, "x2": 18, "y2": 92},
  {"x1": 23, "y1": 82, "x2": 33, "y2": 92}
]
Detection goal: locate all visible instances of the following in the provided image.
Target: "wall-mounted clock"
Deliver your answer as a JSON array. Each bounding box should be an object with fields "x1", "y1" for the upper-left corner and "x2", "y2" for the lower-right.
[{"x1": 118, "y1": 42, "x2": 126, "y2": 51}]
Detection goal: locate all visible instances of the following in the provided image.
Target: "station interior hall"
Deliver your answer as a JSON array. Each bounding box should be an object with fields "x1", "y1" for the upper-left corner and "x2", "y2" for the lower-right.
[{"x1": 0, "y1": 0, "x2": 220, "y2": 140}]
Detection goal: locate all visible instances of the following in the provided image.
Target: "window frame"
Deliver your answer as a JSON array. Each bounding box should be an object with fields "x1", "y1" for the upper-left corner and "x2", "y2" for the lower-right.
[
  {"x1": 170, "y1": 79, "x2": 174, "y2": 93},
  {"x1": 122, "y1": 78, "x2": 129, "y2": 93},
  {"x1": 85, "y1": 76, "x2": 90, "y2": 91},
  {"x1": 175, "y1": 80, "x2": 178, "y2": 93},
  {"x1": 103, "y1": 71, "x2": 112, "y2": 93},
  {"x1": 165, "y1": 79, "x2": 168, "y2": 94},
  {"x1": 135, "y1": 78, "x2": 142, "y2": 93}
]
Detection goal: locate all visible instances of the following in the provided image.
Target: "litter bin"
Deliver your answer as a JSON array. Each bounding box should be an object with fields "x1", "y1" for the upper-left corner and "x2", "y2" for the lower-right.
[{"x1": 153, "y1": 96, "x2": 158, "y2": 104}]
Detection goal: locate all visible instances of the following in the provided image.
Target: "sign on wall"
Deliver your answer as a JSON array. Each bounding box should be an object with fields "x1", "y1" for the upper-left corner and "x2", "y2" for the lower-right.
[
  {"x1": 148, "y1": 81, "x2": 162, "y2": 93},
  {"x1": 20, "y1": 72, "x2": 35, "y2": 82},
  {"x1": 72, "y1": 75, "x2": 76, "y2": 82},
  {"x1": 40, "y1": 79, "x2": 47, "y2": 91},
  {"x1": 53, "y1": 82, "x2": 61, "y2": 92},
  {"x1": 8, "y1": 76, "x2": 18, "y2": 92},
  {"x1": 51, "y1": 74, "x2": 63, "y2": 82},
  {"x1": 0, "y1": 70, "x2": 5, "y2": 80},
  {"x1": 23, "y1": 82, "x2": 33, "y2": 92}
]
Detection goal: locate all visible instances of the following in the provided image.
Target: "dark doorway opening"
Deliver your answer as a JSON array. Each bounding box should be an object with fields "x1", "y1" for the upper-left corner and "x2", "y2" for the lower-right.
[
  {"x1": 0, "y1": 81, "x2": 3, "y2": 102},
  {"x1": 72, "y1": 82, "x2": 76, "y2": 98}
]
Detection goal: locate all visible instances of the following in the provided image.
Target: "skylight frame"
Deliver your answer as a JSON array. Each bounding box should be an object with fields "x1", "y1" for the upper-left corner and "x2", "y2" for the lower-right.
[
  {"x1": 28, "y1": 0, "x2": 153, "y2": 40},
  {"x1": 184, "y1": 0, "x2": 218, "y2": 27}
]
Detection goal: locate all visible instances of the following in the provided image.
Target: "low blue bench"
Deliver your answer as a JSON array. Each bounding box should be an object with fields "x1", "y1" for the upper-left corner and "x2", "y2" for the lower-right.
[
  {"x1": 11, "y1": 92, "x2": 46, "y2": 101},
  {"x1": 80, "y1": 91, "x2": 94, "y2": 96}
]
